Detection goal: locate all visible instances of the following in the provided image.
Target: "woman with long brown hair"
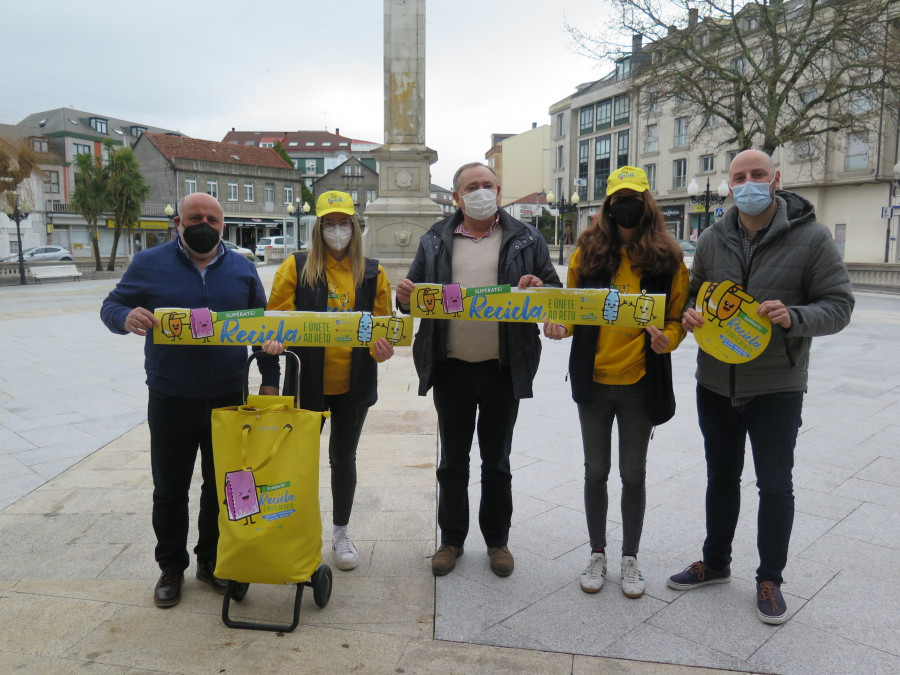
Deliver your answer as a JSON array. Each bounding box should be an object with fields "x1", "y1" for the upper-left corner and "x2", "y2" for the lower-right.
[{"x1": 544, "y1": 166, "x2": 689, "y2": 598}]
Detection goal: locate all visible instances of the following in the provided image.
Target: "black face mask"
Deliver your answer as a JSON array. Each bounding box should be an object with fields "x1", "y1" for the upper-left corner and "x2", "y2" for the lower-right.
[
  {"x1": 182, "y1": 222, "x2": 221, "y2": 254},
  {"x1": 608, "y1": 197, "x2": 644, "y2": 229}
]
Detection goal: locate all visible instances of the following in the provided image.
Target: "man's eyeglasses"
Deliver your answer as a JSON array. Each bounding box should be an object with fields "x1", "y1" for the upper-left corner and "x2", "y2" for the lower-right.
[{"x1": 321, "y1": 218, "x2": 353, "y2": 230}]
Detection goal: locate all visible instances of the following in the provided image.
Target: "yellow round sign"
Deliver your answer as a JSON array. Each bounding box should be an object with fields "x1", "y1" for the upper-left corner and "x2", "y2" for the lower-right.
[{"x1": 693, "y1": 280, "x2": 772, "y2": 363}]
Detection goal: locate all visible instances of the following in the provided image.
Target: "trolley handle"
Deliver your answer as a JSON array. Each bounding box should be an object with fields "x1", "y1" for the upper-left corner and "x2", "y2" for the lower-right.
[{"x1": 243, "y1": 350, "x2": 301, "y2": 407}]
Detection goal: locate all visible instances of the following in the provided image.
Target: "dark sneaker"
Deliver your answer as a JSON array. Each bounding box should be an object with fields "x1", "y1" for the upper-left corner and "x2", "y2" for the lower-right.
[
  {"x1": 757, "y1": 581, "x2": 788, "y2": 625},
  {"x1": 667, "y1": 561, "x2": 731, "y2": 590},
  {"x1": 431, "y1": 544, "x2": 463, "y2": 576},
  {"x1": 487, "y1": 546, "x2": 515, "y2": 577},
  {"x1": 196, "y1": 561, "x2": 227, "y2": 593},
  {"x1": 154, "y1": 571, "x2": 183, "y2": 608}
]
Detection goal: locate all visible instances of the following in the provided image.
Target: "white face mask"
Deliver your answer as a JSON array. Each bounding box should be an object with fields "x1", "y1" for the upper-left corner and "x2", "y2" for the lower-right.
[
  {"x1": 461, "y1": 188, "x2": 498, "y2": 220},
  {"x1": 322, "y1": 224, "x2": 352, "y2": 250}
]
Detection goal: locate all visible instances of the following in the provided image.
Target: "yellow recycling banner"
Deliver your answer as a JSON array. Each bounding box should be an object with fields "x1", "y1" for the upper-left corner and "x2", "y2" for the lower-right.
[
  {"x1": 153, "y1": 308, "x2": 413, "y2": 347},
  {"x1": 409, "y1": 284, "x2": 665, "y2": 328}
]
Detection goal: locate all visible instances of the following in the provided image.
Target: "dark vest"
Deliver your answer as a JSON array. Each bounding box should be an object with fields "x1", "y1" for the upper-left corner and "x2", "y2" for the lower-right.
[
  {"x1": 284, "y1": 252, "x2": 381, "y2": 413},
  {"x1": 569, "y1": 268, "x2": 676, "y2": 425}
]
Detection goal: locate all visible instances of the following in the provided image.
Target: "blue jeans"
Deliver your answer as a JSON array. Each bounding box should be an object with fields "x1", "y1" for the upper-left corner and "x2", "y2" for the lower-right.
[
  {"x1": 577, "y1": 381, "x2": 653, "y2": 557},
  {"x1": 147, "y1": 389, "x2": 242, "y2": 574},
  {"x1": 698, "y1": 384, "x2": 803, "y2": 585},
  {"x1": 432, "y1": 359, "x2": 519, "y2": 548}
]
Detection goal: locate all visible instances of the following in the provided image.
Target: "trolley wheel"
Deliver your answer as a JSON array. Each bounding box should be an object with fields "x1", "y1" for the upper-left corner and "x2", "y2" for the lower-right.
[
  {"x1": 230, "y1": 581, "x2": 250, "y2": 601},
  {"x1": 311, "y1": 564, "x2": 332, "y2": 608}
]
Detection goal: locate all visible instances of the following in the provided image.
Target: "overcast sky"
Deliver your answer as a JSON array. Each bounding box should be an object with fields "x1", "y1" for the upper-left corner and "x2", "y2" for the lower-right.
[{"x1": 3, "y1": 0, "x2": 617, "y2": 190}]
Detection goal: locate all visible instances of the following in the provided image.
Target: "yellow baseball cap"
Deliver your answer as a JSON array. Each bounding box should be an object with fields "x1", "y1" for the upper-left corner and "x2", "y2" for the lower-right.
[
  {"x1": 606, "y1": 166, "x2": 650, "y2": 196},
  {"x1": 316, "y1": 190, "x2": 355, "y2": 217}
]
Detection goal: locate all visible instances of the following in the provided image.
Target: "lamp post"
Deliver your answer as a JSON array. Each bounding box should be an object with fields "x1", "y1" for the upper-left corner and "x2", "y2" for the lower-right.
[
  {"x1": 3, "y1": 195, "x2": 32, "y2": 286},
  {"x1": 687, "y1": 177, "x2": 730, "y2": 239},
  {"x1": 886, "y1": 161, "x2": 900, "y2": 263},
  {"x1": 164, "y1": 203, "x2": 177, "y2": 243},
  {"x1": 287, "y1": 200, "x2": 311, "y2": 251},
  {"x1": 546, "y1": 189, "x2": 581, "y2": 265}
]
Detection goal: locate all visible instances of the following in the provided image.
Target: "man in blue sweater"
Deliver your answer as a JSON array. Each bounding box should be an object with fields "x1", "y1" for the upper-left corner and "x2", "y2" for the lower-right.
[{"x1": 101, "y1": 192, "x2": 279, "y2": 608}]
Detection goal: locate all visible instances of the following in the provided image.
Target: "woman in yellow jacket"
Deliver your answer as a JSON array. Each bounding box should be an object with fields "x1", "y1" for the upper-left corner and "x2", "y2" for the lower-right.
[
  {"x1": 266, "y1": 190, "x2": 394, "y2": 571},
  {"x1": 544, "y1": 167, "x2": 689, "y2": 598}
]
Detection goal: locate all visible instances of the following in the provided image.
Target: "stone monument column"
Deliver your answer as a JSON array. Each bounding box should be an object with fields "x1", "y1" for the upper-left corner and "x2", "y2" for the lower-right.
[{"x1": 364, "y1": 0, "x2": 444, "y2": 283}]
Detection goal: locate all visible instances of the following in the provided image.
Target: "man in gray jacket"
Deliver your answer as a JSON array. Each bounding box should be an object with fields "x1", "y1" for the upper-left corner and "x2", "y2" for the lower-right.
[
  {"x1": 396, "y1": 162, "x2": 560, "y2": 578},
  {"x1": 666, "y1": 150, "x2": 854, "y2": 625}
]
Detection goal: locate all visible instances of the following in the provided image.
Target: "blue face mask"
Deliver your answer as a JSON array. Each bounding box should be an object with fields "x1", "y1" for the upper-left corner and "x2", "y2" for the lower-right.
[{"x1": 730, "y1": 176, "x2": 775, "y2": 216}]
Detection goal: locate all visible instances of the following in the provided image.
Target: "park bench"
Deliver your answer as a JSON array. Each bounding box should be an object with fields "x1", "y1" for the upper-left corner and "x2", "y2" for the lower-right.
[{"x1": 29, "y1": 264, "x2": 83, "y2": 283}]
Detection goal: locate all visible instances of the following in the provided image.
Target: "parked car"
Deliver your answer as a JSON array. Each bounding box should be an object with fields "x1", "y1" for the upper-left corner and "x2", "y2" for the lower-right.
[
  {"x1": 3, "y1": 245, "x2": 74, "y2": 262},
  {"x1": 255, "y1": 236, "x2": 306, "y2": 261},
  {"x1": 223, "y1": 241, "x2": 255, "y2": 260},
  {"x1": 677, "y1": 240, "x2": 696, "y2": 268}
]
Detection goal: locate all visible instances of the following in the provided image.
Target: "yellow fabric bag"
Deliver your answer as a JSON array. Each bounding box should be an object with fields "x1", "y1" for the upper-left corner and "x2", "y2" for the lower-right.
[{"x1": 212, "y1": 400, "x2": 327, "y2": 585}]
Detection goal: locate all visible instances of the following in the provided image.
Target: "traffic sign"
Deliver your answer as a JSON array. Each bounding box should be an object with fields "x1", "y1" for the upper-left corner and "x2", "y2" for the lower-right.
[{"x1": 715, "y1": 208, "x2": 725, "y2": 217}]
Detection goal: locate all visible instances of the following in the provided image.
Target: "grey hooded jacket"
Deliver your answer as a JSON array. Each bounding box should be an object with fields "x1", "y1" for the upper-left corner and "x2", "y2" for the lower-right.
[{"x1": 689, "y1": 190, "x2": 854, "y2": 398}]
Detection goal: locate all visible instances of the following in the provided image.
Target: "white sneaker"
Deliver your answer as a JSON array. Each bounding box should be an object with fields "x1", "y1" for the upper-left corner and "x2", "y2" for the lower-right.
[
  {"x1": 580, "y1": 552, "x2": 607, "y2": 594},
  {"x1": 332, "y1": 526, "x2": 358, "y2": 571},
  {"x1": 621, "y1": 555, "x2": 645, "y2": 598}
]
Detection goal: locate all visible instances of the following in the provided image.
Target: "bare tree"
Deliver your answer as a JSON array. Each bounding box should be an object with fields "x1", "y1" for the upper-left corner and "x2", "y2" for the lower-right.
[
  {"x1": 567, "y1": 0, "x2": 900, "y2": 156},
  {"x1": 0, "y1": 136, "x2": 38, "y2": 211}
]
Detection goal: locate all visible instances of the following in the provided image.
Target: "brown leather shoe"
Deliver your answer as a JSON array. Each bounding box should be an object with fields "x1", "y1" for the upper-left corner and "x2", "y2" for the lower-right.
[
  {"x1": 431, "y1": 544, "x2": 463, "y2": 576},
  {"x1": 196, "y1": 561, "x2": 228, "y2": 593},
  {"x1": 154, "y1": 571, "x2": 183, "y2": 608},
  {"x1": 488, "y1": 546, "x2": 514, "y2": 577}
]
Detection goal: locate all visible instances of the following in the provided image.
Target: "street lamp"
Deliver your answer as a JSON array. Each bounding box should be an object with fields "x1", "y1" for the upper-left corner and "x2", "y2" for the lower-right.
[
  {"x1": 3, "y1": 195, "x2": 32, "y2": 286},
  {"x1": 546, "y1": 189, "x2": 581, "y2": 265},
  {"x1": 886, "y1": 161, "x2": 900, "y2": 263},
  {"x1": 687, "y1": 177, "x2": 730, "y2": 239},
  {"x1": 287, "y1": 200, "x2": 311, "y2": 250}
]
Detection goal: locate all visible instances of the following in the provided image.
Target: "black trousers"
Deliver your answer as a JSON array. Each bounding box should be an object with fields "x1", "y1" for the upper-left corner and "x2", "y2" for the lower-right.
[
  {"x1": 147, "y1": 389, "x2": 242, "y2": 574},
  {"x1": 322, "y1": 392, "x2": 368, "y2": 527},
  {"x1": 432, "y1": 359, "x2": 519, "y2": 548}
]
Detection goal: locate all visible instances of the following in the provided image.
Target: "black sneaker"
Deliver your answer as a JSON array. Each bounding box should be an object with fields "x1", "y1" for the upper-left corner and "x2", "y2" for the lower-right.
[
  {"x1": 757, "y1": 581, "x2": 788, "y2": 624},
  {"x1": 667, "y1": 561, "x2": 731, "y2": 590}
]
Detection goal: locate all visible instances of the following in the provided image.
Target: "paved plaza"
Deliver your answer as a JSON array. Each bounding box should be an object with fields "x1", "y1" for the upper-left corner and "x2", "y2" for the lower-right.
[{"x1": 0, "y1": 265, "x2": 898, "y2": 674}]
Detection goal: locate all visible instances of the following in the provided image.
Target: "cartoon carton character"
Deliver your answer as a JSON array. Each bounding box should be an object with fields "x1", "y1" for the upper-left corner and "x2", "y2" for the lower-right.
[
  {"x1": 706, "y1": 282, "x2": 754, "y2": 326},
  {"x1": 189, "y1": 308, "x2": 215, "y2": 342},
  {"x1": 416, "y1": 288, "x2": 437, "y2": 315},
  {"x1": 160, "y1": 311, "x2": 187, "y2": 341},
  {"x1": 224, "y1": 470, "x2": 261, "y2": 525},
  {"x1": 442, "y1": 283, "x2": 464, "y2": 315}
]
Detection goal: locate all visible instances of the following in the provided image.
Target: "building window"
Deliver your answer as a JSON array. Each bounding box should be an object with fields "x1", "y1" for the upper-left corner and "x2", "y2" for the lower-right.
[
  {"x1": 732, "y1": 57, "x2": 746, "y2": 74},
  {"x1": 557, "y1": 144, "x2": 564, "y2": 169},
  {"x1": 644, "y1": 88, "x2": 659, "y2": 115},
  {"x1": 726, "y1": 150, "x2": 739, "y2": 167},
  {"x1": 43, "y1": 170, "x2": 60, "y2": 194},
  {"x1": 643, "y1": 163, "x2": 657, "y2": 192},
  {"x1": 700, "y1": 155, "x2": 715, "y2": 173},
  {"x1": 351, "y1": 190, "x2": 359, "y2": 203},
  {"x1": 90, "y1": 117, "x2": 108, "y2": 134},
  {"x1": 32, "y1": 138, "x2": 48, "y2": 153},
  {"x1": 260, "y1": 142, "x2": 274, "y2": 148},
  {"x1": 850, "y1": 91, "x2": 873, "y2": 115},
  {"x1": 615, "y1": 57, "x2": 632, "y2": 81},
  {"x1": 594, "y1": 135, "x2": 611, "y2": 199},
  {"x1": 228, "y1": 181, "x2": 238, "y2": 201},
  {"x1": 674, "y1": 117, "x2": 689, "y2": 147},
  {"x1": 284, "y1": 185, "x2": 293, "y2": 205},
  {"x1": 578, "y1": 140, "x2": 590, "y2": 200},
  {"x1": 244, "y1": 183, "x2": 254, "y2": 202},
  {"x1": 344, "y1": 164, "x2": 353, "y2": 175},
  {"x1": 579, "y1": 106, "x2": 594, "y2": 134},
  {"x1": 613, "y1": 95, "x2": 630, "y2": 125},
  {"x1": 207, "y1": 180, "x2": 218, "y2": 198},
  {"x1": 617, "y1": 130, "x2": 629, "y2": 168},
  {"x1": 596, "y1": 99, "x2": 612, "y2": 129},
  {"x1": 644, "y1": 124, "x2": 658, "y2": 153},
  {"x1": 367, "y1": 189, "x2": 377, "y2": 203},
  {"x1": 673, "y1": 159, "x2": 687, "y2": 189},
  {"x1": 845, "y1": 133, "x2": 869, "y2": 170},
  {"x1": 698, "y1": 32, "x2": 709, "y2": 47},
  {"x1": 264, "y1": 183, "x2": 275, "y2": 203},
  {"x1": 131, "y1": 126, "x2": 147, "y2": 137},
  {"x1": 794, "y1": 139, "x2": 816, "y2": 161},
  {"x1": 74, "y1": 143, "x2": 91, "y2": 155},
  {"x1": 556, "y1": 113, "x2": 564, "y2": 137},
  {"x1": 354, "y1": 164, "x2": 362, "y2": 176},
  {"x1": 185, "y1": 178, "x2": 197, "y2": 195},
  {"x1": 305, "y1": 159, "x2": 317, "y2": 174}
]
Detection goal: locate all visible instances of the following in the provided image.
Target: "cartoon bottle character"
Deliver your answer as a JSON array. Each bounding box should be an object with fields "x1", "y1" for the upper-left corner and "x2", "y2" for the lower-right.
[
  {"x1": 387, "y1": 312, "x2": 405, "y2": 344},
  {"x1": 189, "y1": 307, "x2": 215, "y2": 342},
  {"x1": 224, "y1": 469, "x2": 261, "y2": 525},
  {"x1": 633, "y1": 290, "x2": 655, "y2": 326},
  {"x1": 160, "y1": 311, "x2": 187, "y2": 341},
  {"x1": 441, "y1": 283, "x2": 464, "y2": 315},
  {"x1": 603, "y1": 288, "x2": 620, "y2": 324},
  {"x1": 357, "y1": 312, "x2": 374, "y2": 344},
  {"x1": 416, "y1": 288, "x2": 437, "y2": 315},
  {"x1": 706, "y1": 282, "x2": 754, "y2": 326}
]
